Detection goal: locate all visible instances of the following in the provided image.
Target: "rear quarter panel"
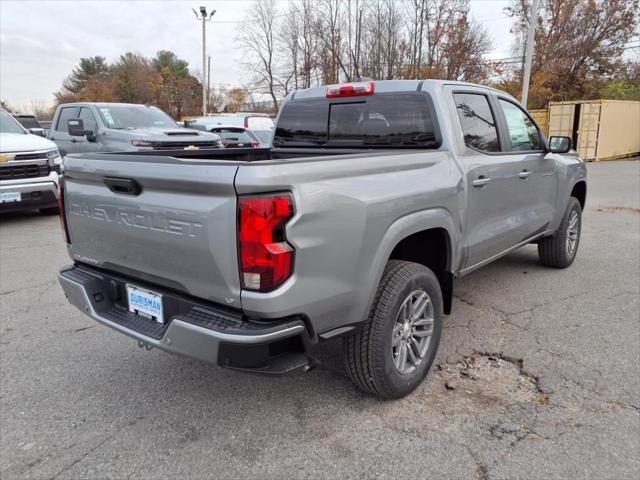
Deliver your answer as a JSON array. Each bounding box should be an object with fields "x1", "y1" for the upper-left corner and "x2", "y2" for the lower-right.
[{"x1": 235, "y1": 151, "x2": 462, "y2": 335}]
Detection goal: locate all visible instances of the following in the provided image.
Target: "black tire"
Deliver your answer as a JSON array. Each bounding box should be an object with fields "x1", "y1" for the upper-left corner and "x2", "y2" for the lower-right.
[
  {"x1": 538, "y1": 197, "x2": 582, "y2": 268},
  {"x1": 344, "y1": 260, "x2": 443, "y2": 399},
  {"x1": 39, "y1": 207, "x2": 59, "y2": 215}
]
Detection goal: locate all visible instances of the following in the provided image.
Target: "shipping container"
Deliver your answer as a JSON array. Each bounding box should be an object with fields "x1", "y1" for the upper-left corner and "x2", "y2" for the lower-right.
[
  {"x1": 547, "y1": 100, "x2": 640, "y2": 161},
  {"x1": 529, "y1": 108, "x2": 549, "y2": 136}
]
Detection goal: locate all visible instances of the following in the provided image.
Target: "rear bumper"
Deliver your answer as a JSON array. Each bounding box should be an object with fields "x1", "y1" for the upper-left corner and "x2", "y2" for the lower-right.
[
  {"x1": 58, "y1": 264, "x2": 313, "y2": 374},
  {"x1": 0, "y1": 173, "x2": 58, "y2": 212}
]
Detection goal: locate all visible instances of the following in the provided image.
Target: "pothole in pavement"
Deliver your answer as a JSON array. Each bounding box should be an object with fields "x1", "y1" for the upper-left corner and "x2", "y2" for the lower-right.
[
  {"x1": 374, "y1": 352, "x2": 549, "y2": 439},
  {"x1": 434, "y1": 352, "x2": 549, "y2": 409}
]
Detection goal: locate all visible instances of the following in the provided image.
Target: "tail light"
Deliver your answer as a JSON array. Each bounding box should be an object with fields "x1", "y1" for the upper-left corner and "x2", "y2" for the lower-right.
[
  {"x1": 326, "y1": 82, "x2": 375, "y2": 98},
  {"x1": 238, "y1": 194, "x2": 294, "y2": 292},
  {"x1": 57, "y1": 175, "x2": 71, "y2": 244}
]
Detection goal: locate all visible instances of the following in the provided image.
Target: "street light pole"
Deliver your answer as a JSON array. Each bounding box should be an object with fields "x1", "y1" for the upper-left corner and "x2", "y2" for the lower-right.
[
  {"x1": 207, "y1": 55, "x2": 211, "y2": 113},
  {"x1": 193, "y1": 6, "x2": 216, "y2": 117},
  {"x1": 521, "y1": 0, "x2": 539, "y2": 109}
]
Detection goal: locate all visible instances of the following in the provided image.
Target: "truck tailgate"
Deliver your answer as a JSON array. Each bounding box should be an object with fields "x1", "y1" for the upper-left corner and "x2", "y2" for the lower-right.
[{"x1": 63, "y1": 155, "x2": 242, "y2": 307}]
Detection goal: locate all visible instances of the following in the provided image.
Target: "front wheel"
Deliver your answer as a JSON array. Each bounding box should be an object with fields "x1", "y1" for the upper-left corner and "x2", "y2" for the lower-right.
[
  {"x1": 538, "y1": 197, "x2": 582, "y2": 268},
  {"x1": 343, "y1": 260, "x2": 443, "y2": 399}
]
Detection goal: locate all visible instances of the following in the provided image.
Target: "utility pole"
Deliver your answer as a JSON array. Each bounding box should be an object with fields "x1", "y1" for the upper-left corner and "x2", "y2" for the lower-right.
[
  {"x1": 521, "y1": 0, "x2": 539, "y2": 109},
  {"x1": 193, "y1": 6, "x2": 216, "y2": 117},
  {"x1": 207, "y1": 55, "x2": 211, "y2": 114}
]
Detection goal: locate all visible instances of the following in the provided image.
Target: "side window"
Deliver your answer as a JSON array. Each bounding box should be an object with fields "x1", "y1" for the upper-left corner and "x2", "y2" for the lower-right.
[
  {"x1": 498, "y1": 99, "x2": 541, "y2": 151},
  {"x1": 55, "y1": 107, "x2": 80, "y2": 132},
  {"x1": 453, "y1": 93, "x2": 500, "y2": 152},
  {"x1": 79, "y1": 107, "x2": 98, "y2": 134}
]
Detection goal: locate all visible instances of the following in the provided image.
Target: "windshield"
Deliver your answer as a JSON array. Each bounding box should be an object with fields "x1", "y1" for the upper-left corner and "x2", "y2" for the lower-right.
[
  {"x1": 97, "y1": 105, "x2": 177, "y2": 129},
  {"x1": 274, "y1": 93, "x2": 439, "y2": 148},
  {"x1": 0, "y1": 110, "x2": 27, "y2": 134}
]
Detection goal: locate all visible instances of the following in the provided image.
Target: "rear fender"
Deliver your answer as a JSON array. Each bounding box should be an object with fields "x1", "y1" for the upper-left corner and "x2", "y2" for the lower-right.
[{"x1": 358, "y1": 208, "x2": 457, "y2": 321}]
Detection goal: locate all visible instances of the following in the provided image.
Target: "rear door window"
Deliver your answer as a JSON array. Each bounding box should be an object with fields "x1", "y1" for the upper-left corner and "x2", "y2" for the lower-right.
[
  {"x1": 453, "y1": 93, "x2": 500, "y2": 152},
  {"x1": 55, "y1": 107, "x2": 80, "y2": 132},
  {"x1": 275, "y1": 93, "x2": 438, "y2": 148}
]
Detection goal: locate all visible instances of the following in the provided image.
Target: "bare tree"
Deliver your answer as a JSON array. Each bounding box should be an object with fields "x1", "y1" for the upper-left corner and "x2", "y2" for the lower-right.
[
  {"x1": 279, "y1": 1, "x2": 301, "y2": 93},
  {"x1": 239, "y1": 0, "x2": 281, "y2": 109},
  {"x1": 29, "y1": 100, "x2": 54, "y2": 120},
  {"x1": 504, "y1": 0, "x2": 638, "y2": 106},
  {"x1": 236, "y1": 0, "x2": 500, "y2": 101}
]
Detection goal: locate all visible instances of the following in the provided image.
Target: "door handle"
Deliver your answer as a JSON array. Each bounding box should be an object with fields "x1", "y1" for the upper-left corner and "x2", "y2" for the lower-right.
[
  {"x1": 518, "y1": 170, "x2": 532, "y2": 179},
  {"x1": 103, "y1": 177, "x2": 142, "y2": 196},
  {"x1": 70, "y1": 138, "x2": 78, "y2": 143},
  {"x1": 472, "y1": 176, "x2": 491, "y2": 187}
]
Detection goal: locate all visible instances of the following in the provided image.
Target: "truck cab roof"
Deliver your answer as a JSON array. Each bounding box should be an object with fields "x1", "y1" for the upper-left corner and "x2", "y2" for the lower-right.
[{"x1": 288, "y1": 79, "x2": 512, "y2": 101}]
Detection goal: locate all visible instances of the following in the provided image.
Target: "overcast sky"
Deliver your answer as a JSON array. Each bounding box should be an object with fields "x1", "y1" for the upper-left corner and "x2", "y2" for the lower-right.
[{"x1": 0, "y1": 0, "x2": 513, "y2": 112}]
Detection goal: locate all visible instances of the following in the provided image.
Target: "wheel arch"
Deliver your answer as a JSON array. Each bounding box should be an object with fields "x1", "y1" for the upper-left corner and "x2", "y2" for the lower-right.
[
  {"x1": 389, "y1": 227, "x2": 454, "y2": 314},
  {"x1": 570, "y1": 181, "x2": 587, "y2": 209},
  {"x1": 365, "y1": 209, "x2": 458, "y2": 318}
]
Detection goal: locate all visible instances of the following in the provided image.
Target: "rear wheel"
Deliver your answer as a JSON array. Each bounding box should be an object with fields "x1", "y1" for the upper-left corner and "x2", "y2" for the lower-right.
[
  {"x1": 344, "y1": 260, "x2": 443, "y2": 399},
  {"x1": 538, "y1": 197, "x2": 582, "y2": 268}
]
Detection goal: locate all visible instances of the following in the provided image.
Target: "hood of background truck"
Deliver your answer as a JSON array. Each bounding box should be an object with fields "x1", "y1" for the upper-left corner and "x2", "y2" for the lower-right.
[
  {"x1": 127, "y1": 128, "x2": 221, "y2": 142},
  {"x1": 0, "y1": 132, "x2": 58, "y2": 153}
]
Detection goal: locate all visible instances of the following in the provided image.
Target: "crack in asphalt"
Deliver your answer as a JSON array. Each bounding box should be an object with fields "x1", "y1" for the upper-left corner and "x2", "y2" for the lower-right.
[
  {"x1": 0, "y1": 279, "x2": 57, "y2": 297},
  {"x1": 47, "y1": 432, "x2": 117, "y2": 480}
]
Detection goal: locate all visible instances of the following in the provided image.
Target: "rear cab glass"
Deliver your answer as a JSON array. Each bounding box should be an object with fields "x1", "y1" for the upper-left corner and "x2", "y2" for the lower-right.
[
  {"x1": 274, "y1": 92, "x2": 440, "y2": 148},
  {"x1": 15, "y1": 116, "x2": 41, "y2": 129}
]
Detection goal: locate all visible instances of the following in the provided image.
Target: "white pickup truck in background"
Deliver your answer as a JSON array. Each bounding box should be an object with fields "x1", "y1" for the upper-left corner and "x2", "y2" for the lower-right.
[{"x1": 0, "y1": 108, "x2": 61, "y2": 214}]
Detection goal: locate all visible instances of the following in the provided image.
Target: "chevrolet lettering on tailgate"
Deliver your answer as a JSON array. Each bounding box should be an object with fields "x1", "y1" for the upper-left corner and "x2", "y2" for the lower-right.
[{"x1": 70, "y1": 202, "x2": 203, "y2": 238}]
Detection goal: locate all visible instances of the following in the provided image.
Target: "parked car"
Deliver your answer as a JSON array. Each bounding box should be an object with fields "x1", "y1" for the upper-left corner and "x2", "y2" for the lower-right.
[
  {"x1": 57, "y1": 80, "x2": 586, "y2": 398},
  {"x1": 48, "y1": 103, "x2": 222, "y2": 156},
  {"x1": 0, "y1": 108, "x2": 60, "y2": 214},
  {"x1": 12, "y1": 114, "x2": 47, "y2": 137},
  {"x1": 188, "y1": 113, "x2": 274, "y2": 147},
  {"x1": 191, "y1": 125, "x2": 260, "y2": 148}
]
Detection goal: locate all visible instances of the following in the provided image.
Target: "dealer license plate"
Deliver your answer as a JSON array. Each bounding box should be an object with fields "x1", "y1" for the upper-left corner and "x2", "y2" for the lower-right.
[
  {"x1": 126, "y1": 285, "x2": 164, "y2": 323},
  {"x1": 0, "y1": 192, "x2": 21, "y2": 203}
]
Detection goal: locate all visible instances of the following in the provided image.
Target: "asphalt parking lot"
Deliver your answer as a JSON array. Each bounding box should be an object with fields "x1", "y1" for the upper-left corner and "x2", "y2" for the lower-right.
[{"x1": 1, "y1": 159, "x2": 638, "y2": 480}]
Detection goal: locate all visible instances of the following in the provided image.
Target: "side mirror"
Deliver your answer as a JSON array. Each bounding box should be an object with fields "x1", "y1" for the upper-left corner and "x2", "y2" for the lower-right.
[
  {"x1": 68, "y1": 119, "x2": 86, "y2": 136},
  {"x1": 68, "y1": 118, "x2": 97, "y2": 142},
  {"x1": 29, "y1": 127, "x2": 46, "y2": 137},
  {"x1": 548, "y1": 136, "x2": 572, "y2": 154}
]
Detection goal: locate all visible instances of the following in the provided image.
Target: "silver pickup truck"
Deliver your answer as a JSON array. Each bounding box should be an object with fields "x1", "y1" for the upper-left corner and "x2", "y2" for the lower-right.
[
  {"x1": 48, "y1": 102, "x2": 222, "y2": 156},
  {"x1": 57, "y1": 80, "x2": 586, "y2": 398}
]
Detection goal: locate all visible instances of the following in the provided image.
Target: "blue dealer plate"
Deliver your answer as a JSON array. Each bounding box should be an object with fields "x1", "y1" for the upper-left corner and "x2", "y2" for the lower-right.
[
  {"x1": 126, "y1": 285, "x2": 164, "y2": 323},
  {"x1": 0, "y1": 192, "x2": 21, "y2": 203}
]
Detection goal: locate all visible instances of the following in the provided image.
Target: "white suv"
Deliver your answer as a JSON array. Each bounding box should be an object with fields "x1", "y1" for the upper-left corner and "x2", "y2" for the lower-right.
[{"x1": 188, "y1": 113, "x2": 274, "y2": 147}]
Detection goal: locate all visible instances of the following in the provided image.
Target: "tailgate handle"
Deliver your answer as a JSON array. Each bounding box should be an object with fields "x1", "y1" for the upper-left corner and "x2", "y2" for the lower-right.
[{"x1": 103, "y1": 177, "x2": 142, "y2": 196}]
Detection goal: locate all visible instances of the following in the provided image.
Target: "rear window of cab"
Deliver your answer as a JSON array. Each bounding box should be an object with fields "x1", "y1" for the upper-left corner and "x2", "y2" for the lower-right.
[{"x1": 274, "y1": 93, "x2": 440, "y2": 148}]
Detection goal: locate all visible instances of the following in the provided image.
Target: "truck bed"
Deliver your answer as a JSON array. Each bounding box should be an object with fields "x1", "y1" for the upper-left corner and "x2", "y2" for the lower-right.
[{"x1": 91, "y1": 146, "x2": 415, "y2": 163}]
